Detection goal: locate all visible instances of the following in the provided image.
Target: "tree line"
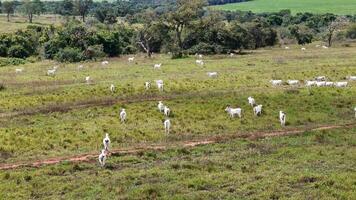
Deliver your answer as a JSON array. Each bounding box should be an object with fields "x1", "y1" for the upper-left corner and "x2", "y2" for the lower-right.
[{"x1": 0, "y1": 0, "x2": 356, "y2": 62}]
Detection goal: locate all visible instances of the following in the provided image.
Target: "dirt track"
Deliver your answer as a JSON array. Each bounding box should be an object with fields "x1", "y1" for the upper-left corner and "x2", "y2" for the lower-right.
[{"x1": 0, "y1": 123, "x2": 354, "y2": 170}]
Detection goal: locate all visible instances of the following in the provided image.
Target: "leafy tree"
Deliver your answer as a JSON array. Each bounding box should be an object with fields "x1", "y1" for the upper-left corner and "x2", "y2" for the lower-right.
[
  {"x1": 93, "y1": 3, "x2": 117, "y2": 24},
  {"x1": 74, "y1": 0, "x2": 92, "y2": 22},
  {"x1": 21, "y1": 0, "x2": 44, "y2": 23},
  {"x1": 136, "y1": 9, "x2": 169, "y2": 57},
  {"x1": 346, "y1": 23, "x2": 356, "y2": 39},
  {"x1": 2, "y1": 1, "x2": 15, "y2": 22},
  {"x1": 289, "y1": 24, "x2": 313, "y2": 45},
  {"x1": 165, "y1": 0, "x2": 207, "y2": 58},
  {"x1": 59, "y1": 0, "x2": 74, "y2": 16}
]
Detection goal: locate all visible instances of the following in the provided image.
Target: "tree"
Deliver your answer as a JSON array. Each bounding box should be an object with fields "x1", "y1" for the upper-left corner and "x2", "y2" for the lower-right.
[
  {"x1": 22, "y1": 0, "x2": 44, "y2": 23},
  {"x1": 136, "y1": 9, "x2": 169, "y2": 57},
  {"x1": 289, "y1": 24, "x2": 313, "y2": 45},
  {"x1": 324, "y1": 16, "x2": 348, "y2": 47},
  {"x1": 74, "y1": 0, "x2": 92, "y2": 22},
  {"x1": 165, "y1": 0, "x2": 206, "y2": 58},
  {"x1": 2, "y1": 1, "x2": 15, "y2": 22},
  {"x1": 59, "y1": 0, "x2": 74, "y2": 16},
  {"x1": 93, "y1": 3, "x2": 117, "y2": 24}
]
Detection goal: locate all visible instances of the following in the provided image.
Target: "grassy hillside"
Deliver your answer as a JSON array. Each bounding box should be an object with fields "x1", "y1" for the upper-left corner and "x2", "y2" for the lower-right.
[
  {"x1": 0, "y1": 44, "x2": 355, "y2": 198},
  {"x1": 213, "y1": 0, "x2": 356, "y2": 15}
]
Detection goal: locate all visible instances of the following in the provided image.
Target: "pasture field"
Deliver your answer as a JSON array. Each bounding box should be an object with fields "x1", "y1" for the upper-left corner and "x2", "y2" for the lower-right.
[
  {"x1": 0, "y1": 44, "x2": 355, "y2": 198},
  {"x1": 213, "y1": 0, "x2": 356, "y2": 15},
  {"x1": 0, "y1": 14, "x2": 63, "y2": 33}
]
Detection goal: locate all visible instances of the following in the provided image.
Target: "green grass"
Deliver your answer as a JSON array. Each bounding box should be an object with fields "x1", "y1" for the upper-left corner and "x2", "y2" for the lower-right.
[
  {"x1": 0, "y1": 44, "x2": 355, "y2": 198},
  {"x1": 213, "y1": 0, "x2": 356, "y2": 15},
  {"x1": 0, "y1": 128, "x2": 355, "y2": 199}
]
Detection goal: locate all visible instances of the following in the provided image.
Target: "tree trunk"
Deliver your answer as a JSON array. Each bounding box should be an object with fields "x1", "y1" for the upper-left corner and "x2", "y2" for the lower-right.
[
  {"x1": 328, "y1": 32, "x2": 332, "y2": 47},
  {"x1": 82, "y1": 14, "x2": 85, "y2": 22},
  {"x1": 29, "y1": 13, "x2": 33, "y2": 23},
  {"x1": 7, "y1": 13, "x2": 10, "y2": 22}
]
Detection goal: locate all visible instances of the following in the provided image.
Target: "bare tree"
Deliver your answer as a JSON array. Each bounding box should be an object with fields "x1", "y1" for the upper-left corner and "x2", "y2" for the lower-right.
[{"x1": 325, "y1": 16, "x2": 349, "y2": 47}]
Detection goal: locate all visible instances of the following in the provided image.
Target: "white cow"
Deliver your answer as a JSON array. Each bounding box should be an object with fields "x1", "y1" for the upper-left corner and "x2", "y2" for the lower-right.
[
  {"x1": 301, "y1": 47, "x2": 306, "y2": 51},
  {"x1": 315, "y1": 76, "x2": 326, "y2": 81},
  {"x1": 287, "y1": 80, "x2": 299, "y2": 85},
  {"x1": 144, "y1": 82, "x2": 151, "y2": 90},
  {"x1": 156, "y1": 80, "x2": 164, "y2": 91},
  {"x1": 316, "y1": 81, "x2": 326, "y2": 87},
  {"x1": 305, "y1": 80, "x2": 317, "y2": 87},
  {"x1": 248, "y1": 97, "x2": 255, "y2": 107},
  {"x1": 158, "y1": 101, "x2": 164, "y2": 112},
  {"x1": 164, "y1": 106, "x2": 170, "y2": 117},
  {"x1": 322, "y1": 45, "x2": 329, "y2": 49},
  {"x1": 325, "y1": 82, "x2": 334, "y2": 87},
  {"x1": 47, "y1": 69, "x2": 56, "y2": 76},
  {"x1": 285, "y1": 46, "x2": 290, "y2": 50},
  {"x1": 154, "y1": 63, "x2": 161, "y2": 69},
  {"x1": 347, "y1": 76, "x2": 356, "y2": 81},
  {"x1": 98, "y1": 149, "x2": 106, "y2": 167},
  {"x1": 225, "y1": 106, "x2": 242, "y2": 118},
  {"x1": 15, "y1": 68, "x2": 23, "y2": 73},
  {"x1": 164, "y1": 119, "x2": 171, "y2": 134},
  {"x1": 196, "y1": 60, "x2": 204, "y2": 66},
  {"x1": 120, "y1": 109, "x2": 126, "y2": 122},
  {"x1": 77, "y1": 65, "x2": 84, "y2": 70},
  {"x1": 85, "y1": 76, "x2": 91, "y2": 84},
  {"x1": 334, "y1": 82, "x2": 348, "y2": 87},
  {"x1": 279, "y1": 111, "x2": 286, "y2": 126},
  {"x1": 207, "y1": 72, "x2": 218, "y2": 78},
  {"x1": 110, "y1": 84, "x2": 115, "y2": 93},
  {"x1": 253, "y1": 105, "x2": 263, "y2": 116},
  {"x1": 270, "y1": 80, "x2": 282, "y2": 86},
  {"x1": 128, "y1": 57, "x2": 135, "y2": 62},
  {"x1": 103, "y1": 133, "x2": 111, "y2": 151},
  {"x1": 101, "y1": 61, "x2": 109, "y2": 65}
]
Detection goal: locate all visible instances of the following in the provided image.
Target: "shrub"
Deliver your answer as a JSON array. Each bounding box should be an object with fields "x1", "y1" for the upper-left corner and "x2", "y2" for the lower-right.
[
  {"x1": 7, "y1": 45, "x2": 29, "y2": 58},
  {"x1": 55, "y1": 47, "x2": 84, "y2": 62},
  {"x1": 83, "y1": 45, "x2": 106, "y2": 60},
  {"x1": 345, "y1": 24, "x2": 356, "y2": 39},
  {"x1": 0, "y1": 57, "x2": 26, "y2": 67},
  {"x1": 0, "y1": 45, "x2": 7, "y2": 57}
]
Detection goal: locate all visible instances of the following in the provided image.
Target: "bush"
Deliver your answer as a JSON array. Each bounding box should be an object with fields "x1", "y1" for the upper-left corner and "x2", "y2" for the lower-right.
[
  {"x1": 83, "y1": 45, "x2": 106, "y2": 60},
  {"x1": 7, "y1": 45, "x2": 29, "y2": 58},
  {"x1": 188, "y1": 43, "x2": 215, "y2": 55},
  {"x1": 0, "y1": 57, "x2": 26, "y2": 67},
  {"x1": 346, "y1": 24, "x2": 356, "y2": 39},
  {"x1": 55, "y1": 47, "x2": 84, "y2": 62},
  {"x1": 0, "y1": 45, "x2": 7, "y2": 57}
]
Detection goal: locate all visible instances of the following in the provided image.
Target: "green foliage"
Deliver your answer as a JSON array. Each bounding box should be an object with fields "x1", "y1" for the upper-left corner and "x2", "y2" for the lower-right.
[
  {"x1": 0, "y1": 57, "x2": 26, "y2": 67},
  {"x1": 7, "y1": 45, "x2": 29, "y2": 58},
  {"x1": 55, "y1": 47, "x2": 84, "y2": 62},
  {"x1": 289, "y1": 24, "x2": 314, "y2": 44},
  {"x1": 346, "y1": 23, "x2": 356, "y2": 39}
]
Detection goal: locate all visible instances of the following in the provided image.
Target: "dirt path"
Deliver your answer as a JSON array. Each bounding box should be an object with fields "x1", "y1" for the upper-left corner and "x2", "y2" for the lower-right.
[{"x1": 0, "y1": 123, "x2": 354, "y2": 170}]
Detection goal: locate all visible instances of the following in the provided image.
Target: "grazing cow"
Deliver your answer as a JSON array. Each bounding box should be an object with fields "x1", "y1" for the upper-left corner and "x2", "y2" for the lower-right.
[
  {"x1": 154, "y1": 63, "x2": 162, "y2": 69},
  {"x1": 158, "y1": 101, "x2": 164, "y2": 112},
  {"x1": 101, "y1": 61, "x2": 109, "y2": 65},
  {"x1": 270, "y1": 80, "x2": 282, "y2": 86},
  {"x1": 253, "y1": 105, "x2": 263, "y2": 116},
  {"x1": 110, "y1": 84, "x2": 115, "y2": 93},
  {"x1": 47, "y1": 69, "x2": 56, "y2": 76},
  {"x1": 347, "y1": 76, "x2": 356, "y2": 81},
  {"x1": 287, "y1": 80, "x2": 299, "y2": 85},
  {"x1": 196, "y1": 60, "x2": 204, "y2": 66},
  {"x1": 164, "y1": 119, "x2": 171, "y2": 134},
  {"x1": 305, "y1": 80, "x2": 317, "y2": 87},
  {"x1": 85, "y1": 76, "x2": 91, "y2": 84},
  {"x1": 225, "y1": 106, "x2": 242, "y2": 118},
  {"x1": 156, "y1": 80, "x2": 164, "y2": 91},
  {"x1": 334, "y1": 82, "x2": 348, "y2": 87},
  {"x1": 285, "y1": 46, "x2": 290, "y2": 50},
  {"x1": 144, "y1": 82, "x2": 151, "y2": 90},
  {"x1": 315, "y1": 76, "x2": 326, "y2": 81},
  {"x1": 128, "y1": 57, "x2": 135, "y2": 62},
  {"x1": 248, "y1": 97, "x2": 255, "y2": 107},
  {"x1": 15, "y1": 68, "x2": 23, "y2": 73},
  {"x1": 164, "y1": 106, "x2": 170, "y2": 117},
  {"x1": 207, "y1": 72, "x2": 218, "y2": 78},
  {"x1": 301, "y1": 47, "x2": 306, "y2": 51}
]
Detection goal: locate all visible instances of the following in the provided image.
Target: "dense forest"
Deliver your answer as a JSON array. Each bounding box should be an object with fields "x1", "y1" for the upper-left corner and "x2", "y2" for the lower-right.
[{"x1": 0, "y1": 0, "x2": 356, "y2": 62}]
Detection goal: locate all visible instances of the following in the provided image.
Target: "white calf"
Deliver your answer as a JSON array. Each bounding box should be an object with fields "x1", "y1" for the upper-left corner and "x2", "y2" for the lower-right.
[
  {"x1": 156, "y1": 80, "x2": 164, "y2": 91},
  {"x1": 301, "y1": 47, "x2": 306, "y2": 51},
  {"x1": 196, "y1": 60, "x2": 204, "y2": 66},
  {"x1": 15, "y1": 68, "x2": 23, "y2": 73},
  {"x1": 248, "y1": 97, "x2": 255, "y2": 107},
  {"x1": 279, "y1": 111, "x2": 286, "y2": 126},
  {"x1": 253, "y1": 105, "x2": 263, "y2": 116},
  {"x1": 315, "y1": 76, "x2": 326, "y2": 81},
  {"x1": 225, "y1": 106, "x2": 242, "y2": 118},
  {"x1": 47, "y1": 69, "x2": 56, "y2": 76},
  {"x1": 101, "y1": 61, "x2": 109, "y2": 65}
]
